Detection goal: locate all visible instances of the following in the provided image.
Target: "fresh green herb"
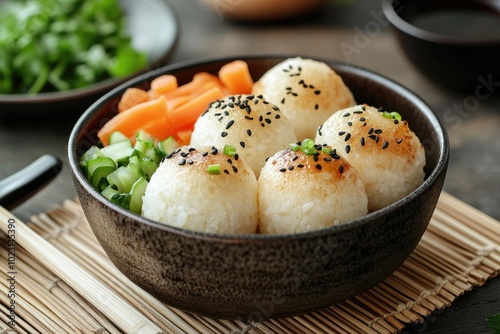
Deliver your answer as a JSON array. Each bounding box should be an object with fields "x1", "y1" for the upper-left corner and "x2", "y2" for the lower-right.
[
  {"x1": 223, "y1": 144, "x2": 237, "y2": 157},
  {"x1": 322, "y1": 146, "x2": 332, "y2": 154},
  {"x1": 207, "y1": 164, "x2": 221, "y2": 175},
  {"x1": 487, "y1": 313, "x2": 500, "y2": 333},
  {"x1": 289, "y1": 143, "x2": 300, "y2": 152},
  {"x1": 301, "y1": 138, "x2": 318, "y2": 155},
  {"x1": 0, "y1": 0, "x2": 147, "y2": 94},
  {"x1": 382, "y1": 111, "x2": 403, "y2": 122}
]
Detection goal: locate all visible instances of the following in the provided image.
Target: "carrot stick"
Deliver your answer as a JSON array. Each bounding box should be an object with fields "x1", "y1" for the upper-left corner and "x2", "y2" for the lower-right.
[
  {"x1": 140, "y1": 117, "x2": 176, "y2": 142},
  {"x1": 150, "y1": 74, "x2": 178, "y2": 94},
  {"x1": 218, "y1": 60, "x2": 253, "y2": 95},
  {"x1": 163, "y1": 72, "x2": 220, "y2": 100},
  {"x1": 166, "y1": 95, "x2": 191, "y2": 110},
  {"x1": 167, "y1": 87, "x2": 223, "y2": 131},
  {"x1": 118, "y1": 87, "x2": 149, "y2": 112},
  {"x1": 176, "y1": 128, "x2": 193, "y2": 146},
  {"x1": 98, "y1": 96, "x2": 169, "y2": 146}
]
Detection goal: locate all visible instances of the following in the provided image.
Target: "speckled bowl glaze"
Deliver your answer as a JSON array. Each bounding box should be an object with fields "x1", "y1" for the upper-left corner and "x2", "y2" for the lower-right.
[{"x1": 68, "y1": 56, "x2": 449, "y2": 320}]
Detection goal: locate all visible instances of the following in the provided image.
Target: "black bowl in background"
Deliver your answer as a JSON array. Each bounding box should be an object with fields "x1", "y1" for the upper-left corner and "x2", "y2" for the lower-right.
[
  {"x1": 68, "y1": 56, "x2": 449, "y2": 320},
  {"x1": 382, "y1": 0, "x2": 500, "y2": 93}
]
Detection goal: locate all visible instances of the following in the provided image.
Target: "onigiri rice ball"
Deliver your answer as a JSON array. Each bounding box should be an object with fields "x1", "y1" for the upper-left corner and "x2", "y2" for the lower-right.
[
  {"x1": 315, "y1": 104, "x2": 426, "y2": 212},
  {"x1": 252, "y1": 57, "x2": 355, "y2": 140},
  {"x1": 190, "y1": 94, "x2": 297, "y2": 177},
  {"x1": 258, "y1": 140, "x2": 368, "y2": 234},
  {"x1": 141, "y1": 145, "x2": 258, "y2": 234}
]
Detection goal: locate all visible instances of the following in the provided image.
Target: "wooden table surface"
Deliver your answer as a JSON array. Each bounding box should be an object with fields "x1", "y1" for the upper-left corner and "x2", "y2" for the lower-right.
[{"x1": 1, "y1": 0, "x2": 499, "y2": 333}]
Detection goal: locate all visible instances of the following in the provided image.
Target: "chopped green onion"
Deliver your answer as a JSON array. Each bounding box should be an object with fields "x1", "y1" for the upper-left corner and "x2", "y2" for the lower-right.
[
  {"x1": 289, "y1": 143, "x2": 300, "y2": 152},
  {"x1": 322, "y1": 146, "x2": 332, "y2": 154},
  {"x1": 207, "y1": 164, "x2": 221, "y2": 175},
  {"x1": 301, "y1": 138, "x2": 318, "y2": 155},
  {"x1": 382, "y1": 111, "x2": 402, "y2": 122},
  {"x1": 223, "y1": 144, "x2": 237, "y2": 157}
]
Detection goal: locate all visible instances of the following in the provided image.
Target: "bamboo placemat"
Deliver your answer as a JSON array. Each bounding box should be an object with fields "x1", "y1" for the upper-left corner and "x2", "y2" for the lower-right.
[{"x1": 1, "y1": 192, "x2": 500, "y2": 333}]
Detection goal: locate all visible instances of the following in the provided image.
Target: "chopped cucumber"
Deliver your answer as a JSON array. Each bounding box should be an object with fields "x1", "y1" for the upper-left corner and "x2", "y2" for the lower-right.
[
  {"x1": 129, "y1": 177, "x2": 148, "y2": 214},
  {"x1": 79, "y1": 145, "x2": 103, "y2": 171},
  {"x1": 158, "y1": 136, "x2": 178, "y2": 155},
  {"x1": 80, "y1": 130, "x2": 181, "y2": 216},
  {"x1": 110, "y1": 192, "x2": 131, "y2": 209},
  {"x1": 85, "y1": 157, "x2": 116, "y2": 191},
  {"x1": 106, "y1": 163, "x2": 144, "y2": 193},
  {"x1": 101, "y1": 140, "x2": 135, "y2": 165},
  {"x1": 136, "y1": 130, "x2": 154, "y2": 142},
  {"x1": 109, "y1": 131, "x2": 131, "y2": 145},
  {"x1": 101, "y1": 185, "x2": 119, "y2": 201}
]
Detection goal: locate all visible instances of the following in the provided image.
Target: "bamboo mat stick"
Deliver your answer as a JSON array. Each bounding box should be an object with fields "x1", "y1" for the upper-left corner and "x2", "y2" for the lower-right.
[{"x1": 0, "y1": 206, "x2": 163, "y2": 334}]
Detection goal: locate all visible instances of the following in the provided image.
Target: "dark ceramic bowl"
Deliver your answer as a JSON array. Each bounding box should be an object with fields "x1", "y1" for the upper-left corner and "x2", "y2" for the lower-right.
[
  {"x1": 382, "y1": 0, "x2": 500, "y2": 93},
  {"x1": 68, "y1": 56, "x2": 449, "y2": 320}
]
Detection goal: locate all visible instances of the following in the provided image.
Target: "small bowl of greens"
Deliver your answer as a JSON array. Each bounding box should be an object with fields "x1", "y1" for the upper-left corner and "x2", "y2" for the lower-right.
[{"x1": 0, "y1": 0, "x2": 178, "y2": 114}]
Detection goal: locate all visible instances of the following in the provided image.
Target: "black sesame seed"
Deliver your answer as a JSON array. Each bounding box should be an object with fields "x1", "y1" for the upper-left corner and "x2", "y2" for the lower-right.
[
  {"x1": 394, "y1": 120, "x2": 399, "y2": 124},
  {"x1": 339, "y1": 165, "x2": 344, "y2": 174},
  {"x1": 345, "y1": 133, "x2": 351, "y2": 141},
  {"x1": 245, "y1": 116, "x2": 254, "y2": 120},
  {"x1": 347, "y1": 122, "x2": 353, "y2": 126},
  {"x1": 178, "y1": 159, "x2": 186, "y2": 166},
  {"x1": 217, "y1": 116, "x2": 224, "y2": 122},
  {"x1": 292, "y1": 155, "x2": 299, "y2": 161},
  {"x1": 234, "y1": 153, "x2": 239, "y2": 160},
  {"x1": 240, "y1": 141, "x2": 246, "y2": 148},
  {"x1": 382, "y1": 141, "x2": 389, "y2": 149},
  {"x1": 202, "y1": 152, "x2": 208, "y2": 157},
  {"x1": 228, "y1": 102, "x2": 234, "y2": 108},
  {"x1": 232, "y1": 166, "x2": 238, "y2": 173},
  {"x1": 279, "y1": 168, "x2": 286, "y2": 173},
  {"x1": 369, "y1": 134, "x2": 378, "y2": 141},
  {"x1": 397, "y1": 138, "x2": 403, "y2": 144},
  {"x1": 211, "y1": 147, "x2": 218, "y2": 155},
  {"x1": 353, "y1": 110, "x2": 363, "y2": 114},
  {"x1": 214, "y1": 112, "x2": 221, "y2": 116},
  {"x1": 166, "y1": 153, "x2": 173, "y2": 159},
  {"x1": 187, "y1": 159, "x2": 193, "y2": 165},
  {"x1": 227, "y1": 159, "x2": 233, "y2": 164},
  {"x1": 324, "y1": 157, "x2": 332, "y2": 162},
  {"x1": 345, "y1": 145, "x2": 351, "y2": 154},
  {"x1": 374, "y1": 129, "x2": 383, "y2": 134},
  {"x1": 224, "y1": 111, "x2": 229, "y2": 116},
  {"x1": 275, "y1": 114, "x2": 281, "y2": 119},
  {"x1": 297, "y1": 164, "x2": 304, "y2": 168},
  {"x1": 221, "y1": 132, "x2": 228, "y2": 138},
  {"x1": 339, "y1": 131, "x2": 346, "y2": 136},
  {"x1": 224, "y1": 169, "x2": 230, "y2": 174},
  {"x1": 314, "y1": 90, "x2": 321, "y2": 95},
  {"x1": 226, "y1": 120, "x2": 234, "y2": 129},
  {"x1": 246, "y1": 106, "x2": 252, "y2": 114},
  {"x1": 247, "y1": 129, "x2": 252, "y2": 136},
  {"x1": 368, "y1": 128, "x2": 374, "y2": 134},
  {"x1": 281, "y1": 98, "x2": 285, "y2": 104},
  {"x1": 315, "y1": 104, "x2": 319, "y2": 110},
  {"x1": 258, "y1": 115, "x2": 263, "y2": 122},
  {"x1": 343, "y1": 113, "x2": 350, "y2": 117},
  {"x1": 180, "y1": 152, "x2": 188, "y2": 157},
  {"x1": 359, "y1": 117, "x2": 366, "y2": 122},
  {"x1": 361, "y1": 137, "x2": 365, "y2": 146},
  {"x1": 318, "y1": 124, "x2": 323, "y2": 136},
  {"x1": 265, "y1": 118, "x2": 271, "y2": 124},
  {"x1": 313, "y1": 155, "x2": 319, "y2": 162},
  {"x1": 315, "y1": 164, "x2": 322, "y2": 170},
  {"x1": 261, "y1": 123, "x2": 265, "y2": 127},
  {"x1": 288, "y1": 166, "x2": 294, "y2": 171}
]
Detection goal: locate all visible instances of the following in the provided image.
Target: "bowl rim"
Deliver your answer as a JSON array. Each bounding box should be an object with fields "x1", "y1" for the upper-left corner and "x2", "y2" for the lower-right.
[
  {"x1": 382, "y1": 0, "x2": 500, "y2": 45},
  {"x1": 68, "y1": 54, "x2": 450, "y2": 242}
]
